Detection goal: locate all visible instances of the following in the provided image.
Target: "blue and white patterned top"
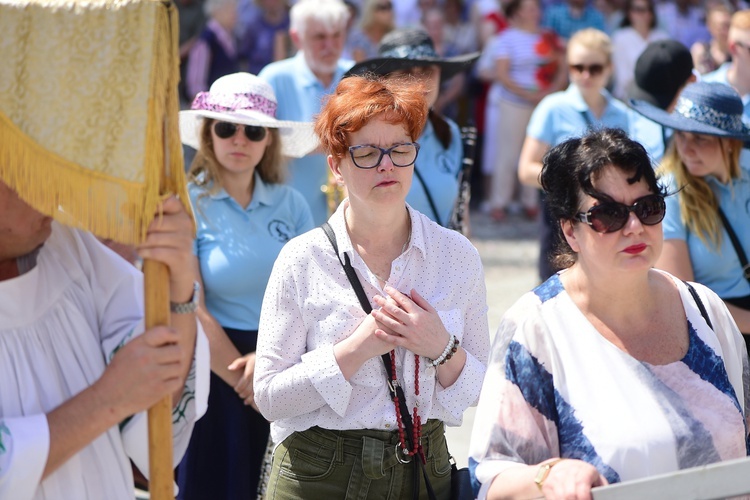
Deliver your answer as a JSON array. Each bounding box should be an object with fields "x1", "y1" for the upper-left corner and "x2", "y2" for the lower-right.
[{"x1": 468, "y1": 271, "x2": 749, "y2": 499}]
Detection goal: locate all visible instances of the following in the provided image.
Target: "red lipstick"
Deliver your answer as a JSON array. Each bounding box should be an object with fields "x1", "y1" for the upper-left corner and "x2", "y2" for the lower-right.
[{"x1": 623, "y1": 243, "x2": 646, "y2": 254}]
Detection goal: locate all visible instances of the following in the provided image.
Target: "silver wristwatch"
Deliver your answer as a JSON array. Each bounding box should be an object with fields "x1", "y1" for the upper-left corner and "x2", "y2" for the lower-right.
[{"x1": 170, "y1": 281, "x2": 200, "y2": 314}]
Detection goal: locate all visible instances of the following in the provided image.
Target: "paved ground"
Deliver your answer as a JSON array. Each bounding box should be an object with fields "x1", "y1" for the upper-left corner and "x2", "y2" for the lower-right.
[{"x1": 445, "y1": 209, "x2": 540, "y2": 468}]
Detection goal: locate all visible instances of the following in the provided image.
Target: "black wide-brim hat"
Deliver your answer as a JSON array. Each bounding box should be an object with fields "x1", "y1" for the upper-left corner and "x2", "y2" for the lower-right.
[
  {"x1": 631, "y1": 81, "x2": 750, "y2": 147},
  {"x1": 344, "y1": 28, "x2": 479, "y2": 81}
]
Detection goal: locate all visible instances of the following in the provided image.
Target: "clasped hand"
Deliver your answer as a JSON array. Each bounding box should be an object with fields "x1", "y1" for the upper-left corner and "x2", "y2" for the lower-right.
[{"x1": 370, "y1": 285, "x2": 450, "y2": 360}]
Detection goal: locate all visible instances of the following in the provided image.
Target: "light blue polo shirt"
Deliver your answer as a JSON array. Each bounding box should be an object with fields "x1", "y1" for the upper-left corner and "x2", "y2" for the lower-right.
[
  {"x1": 407, "y1": 118, "x2": 462, "y2": 226},
  {"x1": 526, "y1": 85, "x2": 631, "y2": 147},
  {"x1": 190, "y1": 174, "x2": 314, "y2": 330},
  {"x1": 662, "y1": 171, "x2": 750, "y2": 299},
  {"x1": 259, "y1": 52, "x2": 354, "y2": 225}
]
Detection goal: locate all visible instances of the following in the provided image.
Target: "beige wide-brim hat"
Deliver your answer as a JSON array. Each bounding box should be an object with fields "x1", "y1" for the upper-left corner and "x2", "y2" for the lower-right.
[{"x1": 179, "y1": 73, "x2": 318, "y2": 158}]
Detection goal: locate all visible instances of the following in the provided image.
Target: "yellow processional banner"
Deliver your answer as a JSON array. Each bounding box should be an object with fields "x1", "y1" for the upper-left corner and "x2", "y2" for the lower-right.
[{"x1": 0, "y1": 0, "x2": 190, "y2": 244}]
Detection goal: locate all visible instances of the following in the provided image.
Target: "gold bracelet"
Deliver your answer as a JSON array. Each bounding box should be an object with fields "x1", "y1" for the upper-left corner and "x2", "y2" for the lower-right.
[{"x1": 533, "y1": 458, "x2": 564, "y2": 492}]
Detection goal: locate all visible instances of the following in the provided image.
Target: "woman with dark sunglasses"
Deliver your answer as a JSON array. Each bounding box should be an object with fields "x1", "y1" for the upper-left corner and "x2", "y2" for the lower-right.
[
  {"x1": 632, "y1": 81, "x2": 750, "y2": 353},
  {"x1": 254, "y1": 75, "x2": 490, "y2": 499},
  {"x1": 470, "y1": 128, "x2": 748, "y2": 500},
  {"x1": 176, "y1": 72, "x2": 317, "y2": 499},
  {"x1": 519, "y1": 28, "x2": 631, "y2": 282}
]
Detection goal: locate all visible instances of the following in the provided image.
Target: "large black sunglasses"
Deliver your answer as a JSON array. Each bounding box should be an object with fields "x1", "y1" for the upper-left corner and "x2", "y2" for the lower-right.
[
  {"x1": 347, "y1": 142, "x2": 420, "y2": 169},
  {"x1": 213, "y1": 121, "x2": 267, "y2": 142},
  {"x1": 575, "y1": 194, "x2": 666, "y2": 233},
  {"x1": 569, "y1": 63, "x2": 605, "y2": 77}
]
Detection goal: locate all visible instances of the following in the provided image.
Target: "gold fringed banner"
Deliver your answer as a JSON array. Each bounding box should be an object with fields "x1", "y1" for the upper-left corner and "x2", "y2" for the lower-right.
[
  {"x1": 0, "y1": 111, "x2": 147, "y2": 243},
  {"x1": 0, "y1": 0, "x2": 191, "y2": 245}
]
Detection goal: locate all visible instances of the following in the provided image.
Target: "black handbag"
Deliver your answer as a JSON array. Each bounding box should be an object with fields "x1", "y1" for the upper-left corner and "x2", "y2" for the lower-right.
[{"x1": 450, "y1": 457, "x2": 474, "y2": 500}]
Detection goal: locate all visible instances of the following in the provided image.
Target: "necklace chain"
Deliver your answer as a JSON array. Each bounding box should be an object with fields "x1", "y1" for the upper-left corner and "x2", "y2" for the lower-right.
[{"x1": 346, "y1": 210, "x2": 412, "y2": 284}]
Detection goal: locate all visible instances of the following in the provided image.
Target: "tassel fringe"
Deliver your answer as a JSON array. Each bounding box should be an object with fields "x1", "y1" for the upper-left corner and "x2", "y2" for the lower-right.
[{"x1": 0, "y1": 0, "x2": 191, "y2": 246}]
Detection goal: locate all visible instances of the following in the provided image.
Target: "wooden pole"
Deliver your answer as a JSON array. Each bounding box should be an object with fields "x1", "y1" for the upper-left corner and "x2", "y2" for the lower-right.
[
  {"x1": 146, "y1": 83, "x2": 178, "y2": 497},
  {"x1": 145, "y1": 259, "x2": 174, "y2": 499}
]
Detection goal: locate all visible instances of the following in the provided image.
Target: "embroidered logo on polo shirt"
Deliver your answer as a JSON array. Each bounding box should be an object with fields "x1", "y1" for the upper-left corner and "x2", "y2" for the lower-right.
[{"x1": 268, "y1": 220, "x2": 293, "y2": 242}]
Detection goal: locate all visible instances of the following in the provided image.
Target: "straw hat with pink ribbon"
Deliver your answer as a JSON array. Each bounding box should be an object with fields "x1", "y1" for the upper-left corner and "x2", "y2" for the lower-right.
[{"x1": 179, "y1": 73, "x2": 318, "y2": 158}]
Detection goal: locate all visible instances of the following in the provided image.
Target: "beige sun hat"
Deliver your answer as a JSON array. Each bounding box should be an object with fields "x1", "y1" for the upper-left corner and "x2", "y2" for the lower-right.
[{"x1": 179, "y1": 73, "x2": 318, "y2": 158}]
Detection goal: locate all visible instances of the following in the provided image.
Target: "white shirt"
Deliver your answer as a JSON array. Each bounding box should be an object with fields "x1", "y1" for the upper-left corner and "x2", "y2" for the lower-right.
[
  {"x1": 255, "y1": 201, "x2": 490, "y2": 446},
  {"x1": 0, "y1": 223, "x2": 209, "y2": 500},
  {"x1": 611, "y1": 26, "x2": 669, "y2": 100}
]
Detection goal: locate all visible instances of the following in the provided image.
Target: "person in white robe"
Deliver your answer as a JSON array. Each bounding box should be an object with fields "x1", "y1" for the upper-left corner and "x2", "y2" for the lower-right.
[{"x1": 0, "y1": 182, "x2": 209, "y2": 500}]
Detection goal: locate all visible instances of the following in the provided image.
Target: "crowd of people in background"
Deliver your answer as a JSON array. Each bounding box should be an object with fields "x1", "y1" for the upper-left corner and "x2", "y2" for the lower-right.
[
  {"x1": 5, "y1": 0, "x2": 750, "y2": 498},
  {"x1": 174, "y1": 0, "x2": 750, "y2": 498},
  {"x1": 175, "y1": 0, "x2": 749, "y2": 220}
]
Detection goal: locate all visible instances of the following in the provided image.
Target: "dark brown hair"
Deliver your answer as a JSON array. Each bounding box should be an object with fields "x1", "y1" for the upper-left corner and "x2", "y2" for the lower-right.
[{"x1": 540, "y1": 128, "x2": 666, "y2": 269}]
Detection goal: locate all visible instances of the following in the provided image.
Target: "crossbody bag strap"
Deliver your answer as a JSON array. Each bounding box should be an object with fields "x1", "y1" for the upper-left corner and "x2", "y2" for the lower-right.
[
  {"x1": 321, "y1": 222, "x2": 372, "y2": 313},
  {"x1": 684, "y1": 280, "x2": 713, "y2": 331},
  {"x1": 578, "y1": 109, "x2": 593, "y2": 127},
  {"x1": 319, "y1": 223, "x2": 437, "y2": 500},
  {"x1": 717, "y1": 207, "x2": 750, "y2": 284},
  {"x1": 413, "y1": 166, "x2": 443, "y2": 227}
]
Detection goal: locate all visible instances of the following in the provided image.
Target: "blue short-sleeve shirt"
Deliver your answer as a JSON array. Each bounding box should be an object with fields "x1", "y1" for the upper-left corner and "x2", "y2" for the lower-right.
[
  {"x1": 542, "y1": 5, "x2": 606, "y2": 40},
  {"x1": 259, "y1": 53, "x2": 354, "y2": 225},
  {"x1": 407, "y1": 118, "x2": 463, "y2": 226},
  {"x1": 190, "y1": 174, "x2": 314, "y2": 329},
  {"x1": 526, "y1": 85, "x2": 631, "y2": 147},
  {"x1": 662, "y1": 171, "x2": 750, "y2": 299}
]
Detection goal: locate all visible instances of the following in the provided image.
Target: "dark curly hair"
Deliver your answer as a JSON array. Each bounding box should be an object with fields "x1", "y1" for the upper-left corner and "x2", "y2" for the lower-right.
[{"x1": 540, "y1": 128, "x2": 667, "y2": 269}]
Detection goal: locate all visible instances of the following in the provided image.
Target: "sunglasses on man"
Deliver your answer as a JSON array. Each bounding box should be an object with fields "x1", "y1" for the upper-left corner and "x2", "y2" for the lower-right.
[
  {"x1": 575, "y1": 194, "x2": 666, "y2": 233},
  {"x1": 213, "y1": 121, "x2": 268, "y2": 142}
]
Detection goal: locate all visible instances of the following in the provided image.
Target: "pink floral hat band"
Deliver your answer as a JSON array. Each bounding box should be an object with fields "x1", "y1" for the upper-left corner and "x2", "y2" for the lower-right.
[{"x1": 190, "y1": 91, "x2": 278, "y2": 118}]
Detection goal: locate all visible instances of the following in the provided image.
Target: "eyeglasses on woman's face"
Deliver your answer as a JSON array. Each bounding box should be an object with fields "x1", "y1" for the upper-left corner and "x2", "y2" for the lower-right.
[
  {"x1": 347, "y1": 142, "x2": 420, "y2": 169},
  {"x1": 575, "y1": 193, "x2": 666, "y2": 233},
  {"x1": 375, "y1": 2, "x2": 393, "y2": 11},
  {"x1": 569, "y1": 63, "x2": 605, "y2": 77},
  {"x1": 213, "y1": 121, "x2": 268, "y2": 142}
]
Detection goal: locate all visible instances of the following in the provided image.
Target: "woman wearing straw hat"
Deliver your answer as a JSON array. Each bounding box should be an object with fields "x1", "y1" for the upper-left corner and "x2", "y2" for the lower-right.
[
  {"x1": 176, "y1": 72, "x2": 317, "y2": 499},
  {"x1": 345, "y1": 28, "x2": 479, "y2": 229},
  {"x1": 254, "y1": 75, "x2": 489, "y2": 499},
  {"x1": 632, "y1": 81, "x2": 750, "y2": 353}
]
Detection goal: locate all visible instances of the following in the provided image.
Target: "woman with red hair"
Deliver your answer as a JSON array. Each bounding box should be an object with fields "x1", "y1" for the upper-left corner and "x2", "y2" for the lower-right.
[{"x1": 254, "y1": 75, "x2": 490, "y2": 499}]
